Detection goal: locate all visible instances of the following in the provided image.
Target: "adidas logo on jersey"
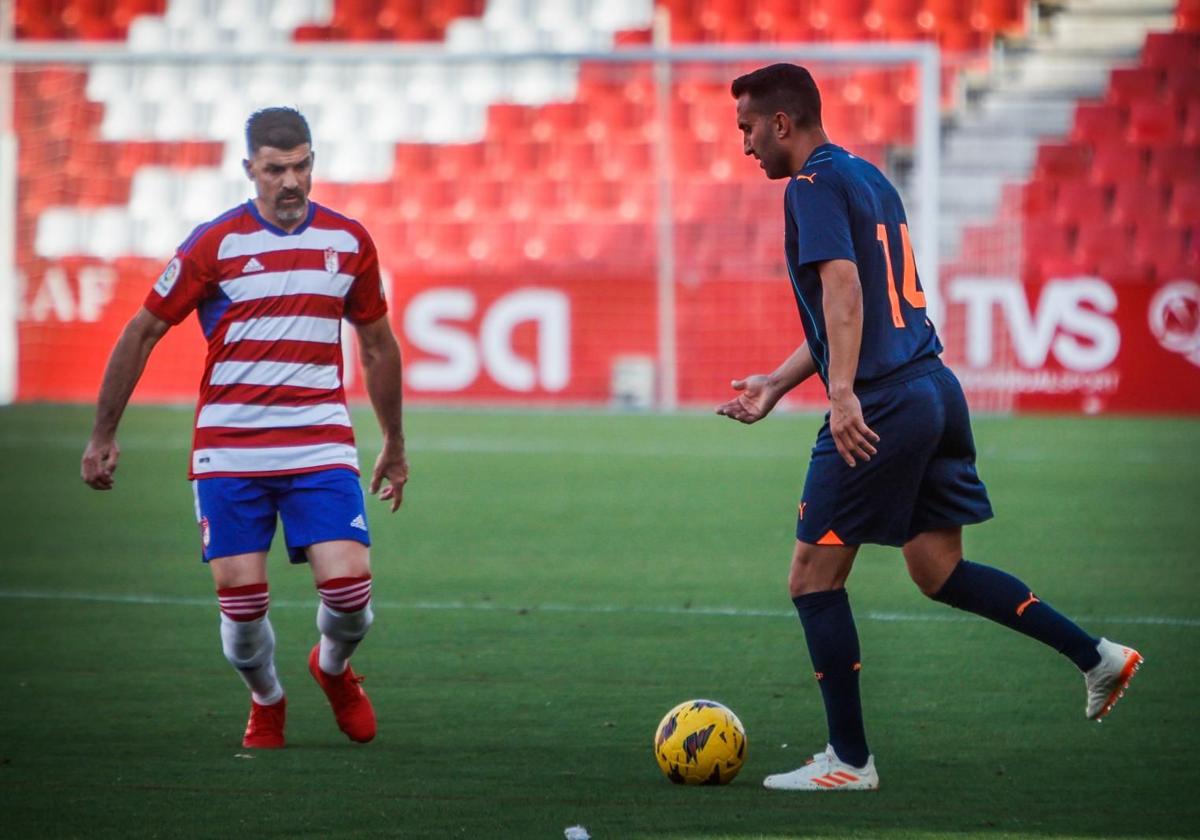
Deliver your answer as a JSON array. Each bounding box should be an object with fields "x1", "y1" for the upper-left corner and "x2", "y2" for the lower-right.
[
  {"x1": 350, "y1": 514, "x2": 367, "y2": 531},
  {"x1": 242, "y1": 257, "x2": 265, "y2": 273}
]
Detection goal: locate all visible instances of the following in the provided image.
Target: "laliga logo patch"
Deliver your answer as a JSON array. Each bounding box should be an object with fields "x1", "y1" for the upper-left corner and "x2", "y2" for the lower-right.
[
  {"x1": 1148, "y1": 281, "x2": 1200, "y2": 368},
  {"x1": 200, "y1": 516, "x2": 211, "y2": 548},
  {"x1": 153, "y1": 257, "x2": 181, "y2": 296},
  {"x1": 324, "y1": 247, "x2": 339, "y2": 274}
]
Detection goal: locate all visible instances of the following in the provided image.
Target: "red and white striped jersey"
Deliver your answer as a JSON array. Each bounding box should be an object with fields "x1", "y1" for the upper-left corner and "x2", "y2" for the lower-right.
[{"x1": 145, "y1": 200, "x2": 387, "y2": 479}]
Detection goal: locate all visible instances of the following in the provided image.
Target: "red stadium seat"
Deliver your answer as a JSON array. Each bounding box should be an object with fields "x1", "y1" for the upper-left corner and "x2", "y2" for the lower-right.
[
  {"x1": 564, "y1": 178, "x2": 619, "y2": 219},
  {"x1": 1163, "y1": 66, "x2": 1200, "y2": 102},
  {"x1": 1106, "y1": 67, "x2": 1162, "y2": 106},
  {"x1": 1181, "y1": 0, "x2": 1200, "y2": 32},
  {"x1": 1022, "y1": 224, "x2": 1075, "y2": 282},
  {"x1": 1071, "y1": 101, "x2": 1127, "y2": 144},
  {"x1": 1074, "y1": 225, "x2": 1147, "y2": 284},
  {"x1": 1127, "y1": 101, "x2": 1183, "y2": 145},
  {"x1": 485, "y1": 103, "x2": 531, "y2": 141},
  {"x1": 1089, "y1": 142, "x2": 1147, "y2": 187},
  {"x1": 1034, "y1": 143, "x2": 1091, "y2": 182},
  {"x1": 600, "y1": 139, "x2": 654, "y2": 182},
  {"x1": 1184, "y1": 101, "x2": 1200, "y2": 143},
  {"x1": 1134, "y1": 223, "x2": 1189, "y2": 281},
  {"x1": 1168, "y1": 182, "x2": 1200, "y2": 227},
  {"x1": 972, "y1": 0, "x2": 1025, "y2": 32},
  {"x1": 1141, "y1": 31, "x2": 1200, "y2": 70},
  {"x1": 1014, "y1": 179, "x2": 1056, "y2": 221},
  {"x1": 432, "y1": 143, "x2": 487, "y2": 181},
  {"x1": 1147, "y1": 143, "x2": 1200, "y2": 185},
  {"x1": 1110, "y1": 181, "x2": 1167, "y2": 227},
  {"x1": 1054, "y1": 182, "x2": 1110, "y2": 228},
  {"x1": 543, "y1": 139, "x2": 601, "y2": 181},
  {"x1": 530, "y1": 102, "x2": 589, "y2": 142}
]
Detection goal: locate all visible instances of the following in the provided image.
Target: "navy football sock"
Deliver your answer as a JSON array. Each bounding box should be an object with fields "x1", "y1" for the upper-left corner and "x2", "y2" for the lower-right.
[
  {"x1": 792, "y1": 589, "x2": 870, "y2": 768},
  {"x1": 932, "y1": 559, "x2": 1101, "y2": 671}
]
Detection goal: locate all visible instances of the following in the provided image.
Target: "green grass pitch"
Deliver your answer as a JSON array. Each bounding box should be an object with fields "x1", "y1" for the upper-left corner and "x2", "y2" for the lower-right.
[{"x1": 1, "y1": 404, "x2": 1198, "y2": 839}]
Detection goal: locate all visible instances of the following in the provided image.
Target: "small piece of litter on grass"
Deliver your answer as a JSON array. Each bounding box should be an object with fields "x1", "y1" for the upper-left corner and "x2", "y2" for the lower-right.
[{"x1": 564, "y1": 825, "x2": 590, "y2": 840}]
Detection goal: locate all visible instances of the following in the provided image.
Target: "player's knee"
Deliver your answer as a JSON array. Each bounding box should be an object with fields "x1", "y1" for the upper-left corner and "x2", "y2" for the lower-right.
[
  {"x1": 318, "y1": 601, "x2": 374, "y2": 642},
  {"x1": 220, "y1": 616, "x2": 273, "y2": 670},
  {"x1": 316, "y1": 575, "x2": 373, "y2": 641},
  {"x1": 911, "y1": 571, "x2": 944, "y2": 599},
  {"x1": 904, "y1": 547, "x2": 961, "y2": 598},
  {"x1": 788, "y1": 544, "x2": 854, "y2": 597}
]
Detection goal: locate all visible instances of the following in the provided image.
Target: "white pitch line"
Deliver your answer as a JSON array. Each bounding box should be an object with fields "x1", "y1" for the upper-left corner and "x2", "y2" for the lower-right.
[{"x1": 1, "y1": 588, "x2": 1197, "y2": 628}]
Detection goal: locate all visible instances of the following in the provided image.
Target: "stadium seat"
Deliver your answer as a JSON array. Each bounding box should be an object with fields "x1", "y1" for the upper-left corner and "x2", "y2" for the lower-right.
[
  {"x1": 1079, "y1": 224, "x2": 1152, "y2": 284},
  {"x1": 1106, "y1": 67, "x2": 1162, "y2": 106},
  {"x1": 1071, "y1": 101, "x2": 1128, "y2": 145},
  {"x1": 1110, "y1": 181, "x2": 1167, "y2": 227},
  {"x1": 1141, "y1": 31, "x2": 1200, "y2": 70},
  {"x1": 1054, "y1": 181, "x2": 1110, "y2": 228},
  {"x1": 1184, "y1": 101, "x2": 1200, "y2": 144},
  {"x1": 1134, "y1": 223, "x2": 1190, "y2": 281},
  {"x1": 1181, "y1": 0, "x2": 1200, "y2": 32},
  {"x1": 1034, "y1": 143, "x2": 1092, "y2": 182},
  {"x1": 1168, "y1": 183, "x2": 1200, "y2": 228},
  {"x1": 1126, "y1": 101, "x2": 1182, "y2": 145},
  {"x1": 1147, "y1": 143, "x2": 1200, "y2": 186},
  {"x1": 1022, "y1": 224, "x2": 1074, "y2": 282}
]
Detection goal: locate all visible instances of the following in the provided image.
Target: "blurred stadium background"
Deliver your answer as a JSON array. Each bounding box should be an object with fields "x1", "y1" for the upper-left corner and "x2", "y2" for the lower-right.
[
  {"x1": 2, "y1": 0, "x2": 1198, "y2": 415},
  {"x1": 2, "y1": 4, "x2": 1200, "y2": 838}
]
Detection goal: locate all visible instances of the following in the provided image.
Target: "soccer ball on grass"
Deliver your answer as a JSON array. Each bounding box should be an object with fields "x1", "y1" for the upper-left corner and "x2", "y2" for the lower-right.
[{"x1": 653, "y1": 699, "x2": 746, "y2": 785}]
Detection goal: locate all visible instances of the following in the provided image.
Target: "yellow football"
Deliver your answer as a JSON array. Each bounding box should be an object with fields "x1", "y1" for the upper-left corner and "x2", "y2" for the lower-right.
[{"x1": 653, "y1": 699, "x2": 747, "y2": 785}]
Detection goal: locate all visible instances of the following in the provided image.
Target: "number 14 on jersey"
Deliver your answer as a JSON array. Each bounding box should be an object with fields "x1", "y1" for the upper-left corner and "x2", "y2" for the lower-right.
[{"x1": 876, "y1": 222, "x2": 926, "y2": 328}]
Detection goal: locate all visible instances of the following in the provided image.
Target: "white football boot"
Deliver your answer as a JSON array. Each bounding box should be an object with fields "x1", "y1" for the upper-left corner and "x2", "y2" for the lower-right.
[
  {"x1": 1085, "y1": 638, "x2": 1143, "y2": 721},
  {"x1": 763, "y1": 744, "x2": 879, "y2": 791}
]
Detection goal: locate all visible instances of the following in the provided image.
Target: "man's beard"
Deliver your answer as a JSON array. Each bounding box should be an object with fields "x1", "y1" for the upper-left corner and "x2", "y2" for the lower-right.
[{"x1": 276, "y1": 193, "x2": 306, "y2": 222}]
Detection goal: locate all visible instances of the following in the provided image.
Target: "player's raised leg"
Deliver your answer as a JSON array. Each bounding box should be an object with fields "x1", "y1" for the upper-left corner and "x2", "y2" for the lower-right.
[
  {"x1": 905, "y1": 528, "x2": 1143, "y2": 720},
  {"x1": 764, "y1": 540, "x2": 879, "y2": 791},
  {"x1": 308, "y1": 539, "x2": 376, "y2": 743},
  {"x1": 211, "y1": 551, "x2": 286, "y2": 749}
]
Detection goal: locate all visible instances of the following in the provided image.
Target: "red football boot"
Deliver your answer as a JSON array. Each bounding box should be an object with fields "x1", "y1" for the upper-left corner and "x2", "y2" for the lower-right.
[
  {"x1": 308, "y1": 645, "x2": 376, "y2": 743},
  {"x1": 242, "y1": 696, "x2": 286, "y2": 749}
]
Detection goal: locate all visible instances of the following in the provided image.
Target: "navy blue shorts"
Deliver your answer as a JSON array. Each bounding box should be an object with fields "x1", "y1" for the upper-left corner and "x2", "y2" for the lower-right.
[
  {"x1": 797, "y1": 365, "x2": 993, "y2": 548},
  {"x1": 192, "y1": 468, "x2": 370, "y2": 563}
]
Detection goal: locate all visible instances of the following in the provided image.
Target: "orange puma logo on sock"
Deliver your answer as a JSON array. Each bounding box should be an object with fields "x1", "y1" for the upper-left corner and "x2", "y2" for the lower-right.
[{"x1": 1016, "y1": 592, "x2": 1040, "y2": 616}]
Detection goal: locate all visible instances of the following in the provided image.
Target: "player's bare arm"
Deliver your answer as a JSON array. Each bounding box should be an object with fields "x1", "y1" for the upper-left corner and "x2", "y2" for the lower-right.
[
  {"x1": 818, "y1": 258, "x2": 878, "y2": 468},
  {"x1": 81, "y1": 307, "x2": 171, "y2": 490},
  {"x1": 717, "y1": 343, "x2": 818, "y2": 424},
  {"x1": 356, "y1": 315, "x2": 407, "y2": 512}
]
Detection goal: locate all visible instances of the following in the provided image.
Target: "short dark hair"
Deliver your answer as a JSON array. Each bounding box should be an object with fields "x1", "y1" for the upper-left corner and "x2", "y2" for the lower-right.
[
  {"x1": 730, "y1": 63, "x2": 822, "y2": 129},
  {"x1": 245, "y1": 107, "x2": 312, "y2": 155}
]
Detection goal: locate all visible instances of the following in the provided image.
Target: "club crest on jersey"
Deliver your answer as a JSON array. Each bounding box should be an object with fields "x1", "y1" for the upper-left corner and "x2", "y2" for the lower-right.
[
  {"x1": 153, "y1": 257, "x2": 181, "y2": 296},
  {"x1": 324, "y1": 247, "x2": 339, "y2": 274},
  {"x1": 200, "y1": 516, "x2": 210, "y2": 549}
]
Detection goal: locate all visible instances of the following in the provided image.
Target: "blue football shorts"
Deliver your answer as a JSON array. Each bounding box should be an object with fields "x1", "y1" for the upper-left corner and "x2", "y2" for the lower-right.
[
  {"x1": 192, "y1": 467, "x2": 371, "y2": 563},
  {"x1": 796, "y1": 364, "x2": 994, "y2": 548}
]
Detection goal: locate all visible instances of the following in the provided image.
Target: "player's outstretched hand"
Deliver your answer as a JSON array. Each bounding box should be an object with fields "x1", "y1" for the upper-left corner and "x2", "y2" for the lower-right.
[
  {"x1": 829, "y1": 391, "x2": 878, "y2": 468},
  {"x1": 370, "y1": 440, "x2": 408, "y2": 512},
  {"x1": 715, "y1": 374, "x2": 782, "y2": 424},
  {"x1": 81, "y1": 437, "x2": 120, "y2": 490}
]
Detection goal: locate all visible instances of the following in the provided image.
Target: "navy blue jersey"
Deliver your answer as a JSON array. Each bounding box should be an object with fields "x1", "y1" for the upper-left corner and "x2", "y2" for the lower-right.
[{"x1": 784, "y1": 143, "x2": 942, "y2": 390}]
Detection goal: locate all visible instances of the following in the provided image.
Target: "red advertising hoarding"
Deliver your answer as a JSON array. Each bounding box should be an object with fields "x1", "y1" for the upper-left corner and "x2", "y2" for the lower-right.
[{"x1": 15, "y1": 259, "x2": 1200, "y2": 414}]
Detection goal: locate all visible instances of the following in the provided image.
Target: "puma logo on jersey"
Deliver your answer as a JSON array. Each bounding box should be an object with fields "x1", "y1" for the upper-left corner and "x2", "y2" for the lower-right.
[{"x1": 795, "y1": 172, "x2": 817, "y2": 184}]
